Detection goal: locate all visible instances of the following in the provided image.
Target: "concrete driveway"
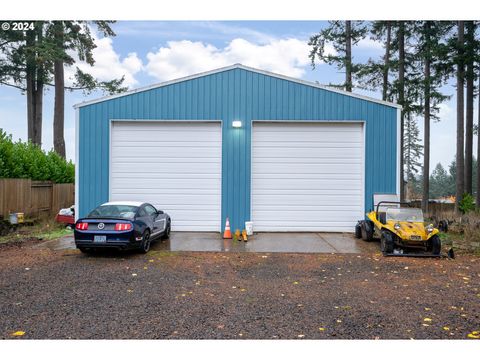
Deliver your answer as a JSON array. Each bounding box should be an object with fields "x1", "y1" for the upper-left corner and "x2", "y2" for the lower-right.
[{"x1": 37, "y1": 232, "x2": 377, "y2": 254}]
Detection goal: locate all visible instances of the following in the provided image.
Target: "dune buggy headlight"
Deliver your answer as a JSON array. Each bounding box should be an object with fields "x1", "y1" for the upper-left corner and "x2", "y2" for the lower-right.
[
  {"x1": 394, "y1": 223, "x2": 401, "y2": 230},
  {"x1": 426, "y1": 224, "x2": 434, "y2": 233}
]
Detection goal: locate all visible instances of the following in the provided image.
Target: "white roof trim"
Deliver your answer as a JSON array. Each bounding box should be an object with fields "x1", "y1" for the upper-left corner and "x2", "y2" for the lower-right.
[
  {"x1": 102, "y1": 201, "x2": 144, "y2": 207},
  {"x1": 73, "y1": 63, "x2": 402, "y2": 110}
]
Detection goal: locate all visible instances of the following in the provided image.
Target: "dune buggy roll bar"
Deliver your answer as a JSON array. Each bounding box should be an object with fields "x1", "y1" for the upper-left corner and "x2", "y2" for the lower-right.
[{"x1": 375, "y1": 201, "x2": 412, "y2": 215}]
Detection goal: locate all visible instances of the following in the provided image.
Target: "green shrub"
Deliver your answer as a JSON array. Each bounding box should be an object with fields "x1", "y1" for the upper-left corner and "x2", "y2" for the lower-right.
[
  {"x1": 459, "y1": 193, "x2": 475, "y2": 214},
  {"x1": 0, "y1": 128, "x2": 74, "y2": 183}
]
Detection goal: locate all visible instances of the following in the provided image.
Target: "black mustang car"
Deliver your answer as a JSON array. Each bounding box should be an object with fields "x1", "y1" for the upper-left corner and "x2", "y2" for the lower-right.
[{"x1": 74, "y1": 201, "x2": 171, "y2": 254}]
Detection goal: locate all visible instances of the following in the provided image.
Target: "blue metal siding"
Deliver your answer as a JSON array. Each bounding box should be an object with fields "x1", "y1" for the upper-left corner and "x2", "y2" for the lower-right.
[{"x1": 78, "y1": 68, "x2": 398, "y2": 231}]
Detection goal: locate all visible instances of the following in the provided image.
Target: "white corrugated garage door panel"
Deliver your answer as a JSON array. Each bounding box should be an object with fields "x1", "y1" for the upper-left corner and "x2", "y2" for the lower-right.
[
  {"x1": 110, "y1": 122, "x2": 221, "y2": 231},
  {"x1": 252, "y1": 122, "x2": 364, "y2": 232}
]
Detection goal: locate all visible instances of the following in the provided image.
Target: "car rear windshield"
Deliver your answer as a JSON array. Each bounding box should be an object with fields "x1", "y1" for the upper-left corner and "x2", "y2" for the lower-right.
[
  {"x1": 386, "y1": 208, "x2": 424, "y2": 223},
  {"x1": 87, "y1": 205, "x2": 138, "y2": 220}
]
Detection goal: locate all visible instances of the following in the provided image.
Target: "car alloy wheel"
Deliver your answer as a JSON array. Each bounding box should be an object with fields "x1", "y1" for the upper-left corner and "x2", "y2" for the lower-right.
[
  {"x1": 162, "y1": 224, "x2": 171, "y2": 240},
  {"x1": 141, "y1": 231, "x2": 151, "y2": 253}
]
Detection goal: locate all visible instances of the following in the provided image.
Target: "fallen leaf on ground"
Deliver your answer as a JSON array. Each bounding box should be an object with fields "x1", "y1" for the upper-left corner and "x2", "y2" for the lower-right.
[
  {"x1": 148, "y1": 259, "x2": 154, "y2": 263},
  {"x1": 127, "y1": 289, "x2": 133, "y2": 293},
  {"x1": 424, "y1": 307, "x2": 431, "y2": 311},
  {"x1": 443, "y1": 326, "x2": 450, "y2": 331},
  {"x1": 423, "y1": 318, "x2": 432, "y2": 322},
  {"x1": 297, "y1": 334, "x2": 305, "y2": 338},
  {"x1": 293, "y1": 281, "x2": 299, "y2": 285},
  {"x1": 318, "y1": 327, "x2": 325, "y2": 331},
  {"x1": 336, "y1": 319, "x2": 342, "y2": 323},
  {"x1": 131, "y1": 273, "x2": 137, "y2": 277},
  {"x1": 467, "y1": 331, "x2": 480, "y2": 339},
  {"x1": 11, "y1": 331, "x2": 25, "y2": 336}
]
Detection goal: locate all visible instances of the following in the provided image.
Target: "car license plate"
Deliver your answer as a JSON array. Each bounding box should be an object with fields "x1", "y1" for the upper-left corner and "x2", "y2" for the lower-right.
[
  {"x1": 410, "y1": 235, "x2": 421, "y2": 241},
  {"x1": 94, "y1": 235, "x2": 107, "y2": 243}
]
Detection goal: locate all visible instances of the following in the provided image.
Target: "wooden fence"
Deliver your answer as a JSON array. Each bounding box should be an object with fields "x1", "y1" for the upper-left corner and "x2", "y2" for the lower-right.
[
  {"x1": 0, "y1": 178, "x2": 74, "y2": 219},
  {"x1": 409, "y1": 200, "x2": 456, "y2": 220}
]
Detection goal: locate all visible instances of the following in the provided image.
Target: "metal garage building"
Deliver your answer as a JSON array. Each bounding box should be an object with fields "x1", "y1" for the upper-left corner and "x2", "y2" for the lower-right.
[{"x1": 74, "y1": 64, "x2": 400, "y2": 233}]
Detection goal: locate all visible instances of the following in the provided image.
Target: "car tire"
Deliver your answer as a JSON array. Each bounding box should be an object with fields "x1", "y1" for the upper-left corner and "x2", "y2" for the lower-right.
[
  {"x1": 162, "y1": 222, "x2": 171, "y2": 240},
  {"x1": 380, "y1": 231, "x2": 394, "y2": 255},
  {"x1": 361, "y1": 220, "x2": 374, "y2": 242},
  {"x1": 430, "y1": 235, "x2": 441, "y2": 255},
  {"x1": 354, "y1": 222, "x2": 362, "y2": 239},
  {"x1": 140, "y1": 230, "x2": 151, "y2": 254}
]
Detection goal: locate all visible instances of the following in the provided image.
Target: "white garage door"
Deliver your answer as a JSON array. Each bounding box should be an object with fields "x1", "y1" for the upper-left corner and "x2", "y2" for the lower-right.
[
  {"x1": 110, "y1": 121, "x2": 222, "y2": 231},
  {"x1": 251, "y1": 122, "x2": 364, "y2": 232}
]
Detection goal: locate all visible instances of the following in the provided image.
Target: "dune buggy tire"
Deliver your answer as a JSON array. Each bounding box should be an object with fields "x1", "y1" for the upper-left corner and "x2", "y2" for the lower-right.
[
  {"x1": 354, "y1": 222, "x2": 362, "y2": 239},
  {"x1": 430, "y1": 235, "x2": 441, "y2": 255},
  {"x1": 361, "y1": 220, "x2": 374, "y2": 242},
  {"x1": 380, "y1": 231, "x2": 394, "y2": 255}
]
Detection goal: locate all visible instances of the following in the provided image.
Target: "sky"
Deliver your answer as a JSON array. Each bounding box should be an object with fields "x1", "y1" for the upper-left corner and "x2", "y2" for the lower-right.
[{"x1": 0, "y1": 20, "x2": 477, "y2": 173}]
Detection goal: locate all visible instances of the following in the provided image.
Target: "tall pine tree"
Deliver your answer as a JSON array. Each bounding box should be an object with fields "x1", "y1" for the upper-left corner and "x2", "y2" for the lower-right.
[{"x1": 309, "y1": 21, "x2": 367, "y2": 91}]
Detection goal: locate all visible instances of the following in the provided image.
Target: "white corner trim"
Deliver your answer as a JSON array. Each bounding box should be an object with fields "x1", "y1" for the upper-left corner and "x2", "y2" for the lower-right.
[
  {"x1": 396, "y1": 108, "x2": 401, "y2": 197},
  {"x1": 73, "y1": 64, "x2": 402, "y2": 110},
  {"x1": 74, "y1": 108, "x2": 79, "y2": 221}
]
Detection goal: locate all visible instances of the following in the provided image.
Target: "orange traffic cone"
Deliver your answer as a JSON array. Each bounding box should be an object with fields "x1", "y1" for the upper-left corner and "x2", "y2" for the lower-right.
[{"x1": 223, "y1": 217, "x2": 232, "y2": 239}]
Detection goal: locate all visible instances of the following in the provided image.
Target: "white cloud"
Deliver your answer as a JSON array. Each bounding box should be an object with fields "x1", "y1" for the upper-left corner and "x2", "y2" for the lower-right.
[
  {"x1": 65, "y1": 36, "x2": 143, "y2": 89},
  {"x1": 356, "y1": 37, "x2": 384, "y2": 51},
  {"x1": 145, "y1": 37, "x2": 331, "y2": 82}
]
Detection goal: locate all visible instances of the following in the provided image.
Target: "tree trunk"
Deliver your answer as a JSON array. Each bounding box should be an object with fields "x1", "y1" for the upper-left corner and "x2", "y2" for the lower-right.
[
  {"x1": 398, "y1": 21, "x2": 405, "y2": 202},
  {"x1": 32, "y1": 24, "x2": 44, "y2": 146},
  {"x1": 422, "y1": 56, "x2": 431, "y2": 213},
  {"x1": 25, "y1": 22, "x2": 43, "y2": 146},
  {"x1": 345, "y1": 20, "x2": 352, "y2": 92},
  {"x1": 464, "y1": 21, "x2": 474, "y2": 195},
  {"x1": 25, "y1": 30, "x2": 36, "y2": 144},
  {"x1": 33, "y1": 82, "x2": 43, "y2": 146},
  {"x1": 382, "y1": 21, "x2": 391, "y2": 101},
  {"x1": 53, "y1": 59, "x2": 65, "y2": 158},
  {"x1": 477, "y1": 72, "x2": 480, "y2": 209},
  {"x1": 53, "y1": 21, "x2": 66, "y2": 158},
  {"x1": 455, "y1": 21, "x2": 465, "y2": 213}
]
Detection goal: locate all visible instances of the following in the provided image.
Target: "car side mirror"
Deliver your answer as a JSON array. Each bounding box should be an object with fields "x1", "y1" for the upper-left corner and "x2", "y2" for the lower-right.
[{"x1": 156, "y1": 210, "x2": 164, "y2": 215}]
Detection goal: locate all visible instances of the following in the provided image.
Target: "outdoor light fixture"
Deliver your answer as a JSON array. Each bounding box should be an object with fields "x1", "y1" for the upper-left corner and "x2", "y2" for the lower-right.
[{"x1": 232, "y1": 120, "x2": 242, "y2": 128}]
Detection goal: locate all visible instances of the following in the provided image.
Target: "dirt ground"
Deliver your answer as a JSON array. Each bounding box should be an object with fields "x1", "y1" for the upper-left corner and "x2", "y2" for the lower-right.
[{"x1": 0, "y1": 241, "x2": 479, "y2": 339}]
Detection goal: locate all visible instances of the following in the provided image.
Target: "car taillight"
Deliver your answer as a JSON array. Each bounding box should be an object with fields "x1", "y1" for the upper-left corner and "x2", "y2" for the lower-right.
[
  {"x1": 115, "y1": 223, "x2": 132, "y2": 231},
  {"x1": 75, "y1": 222, "x2": 89, "y2": 230}
]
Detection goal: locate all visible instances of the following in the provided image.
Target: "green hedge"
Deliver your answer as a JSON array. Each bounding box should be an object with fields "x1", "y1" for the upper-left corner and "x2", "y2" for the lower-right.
[{"x1": 0, "y1": 129, "x2": 74, "y2": 183}]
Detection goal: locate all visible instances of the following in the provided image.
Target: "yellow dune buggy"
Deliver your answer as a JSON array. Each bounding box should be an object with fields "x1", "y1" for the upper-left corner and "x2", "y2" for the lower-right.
[{"x1": 355, "y1": 201, "x2": 441, "y2": 257}]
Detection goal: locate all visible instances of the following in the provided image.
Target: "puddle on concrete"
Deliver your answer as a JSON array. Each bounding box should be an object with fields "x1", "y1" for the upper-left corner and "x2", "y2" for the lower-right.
[{"x1": 36, "y1": 232, "x2": 373, "y2": 254}]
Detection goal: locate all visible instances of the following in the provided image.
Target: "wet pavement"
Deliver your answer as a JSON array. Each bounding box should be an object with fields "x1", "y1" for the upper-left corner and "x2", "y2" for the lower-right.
[{"x1": 35, "y1": 232, "x2": 377, "y2": 254}]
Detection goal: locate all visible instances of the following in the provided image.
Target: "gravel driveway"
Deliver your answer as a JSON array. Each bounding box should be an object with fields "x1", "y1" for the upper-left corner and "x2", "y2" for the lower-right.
[{"x1": 0, "y1": 242, "x2": 479, "y2": 339}]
